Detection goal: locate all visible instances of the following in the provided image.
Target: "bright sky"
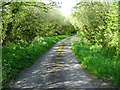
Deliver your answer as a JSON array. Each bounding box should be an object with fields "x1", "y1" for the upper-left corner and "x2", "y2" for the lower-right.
[
  {"x1": 43, "y1": 0, "x2": 78, "y2": 17},
  {"x1": 56, "y1": 0, "x2": 78, "y2": 16}
]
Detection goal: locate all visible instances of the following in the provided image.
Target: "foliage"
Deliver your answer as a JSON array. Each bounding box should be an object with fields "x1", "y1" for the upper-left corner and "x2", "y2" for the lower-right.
[
  {"x1": 72, "y1": 1, "x2": 119, "y2": 87},
  {"x1": 1, "y1": 1, "x2": 75, "y2": 88},
  {"x1": 72, "y1": 41, "x2": 120, "y2": 86},
  {"x1": 2, "y1": 35, "x2": 68, "y2": 88},
  {"x1": 2, "y1": 2, "x2": 76, "y2": 46},
  {"x1": 1, "y1": 0, "x2": 120, "y2": 89},
  {"x1": 72, "y1": 2, "x2": 118, "y2": 58}
]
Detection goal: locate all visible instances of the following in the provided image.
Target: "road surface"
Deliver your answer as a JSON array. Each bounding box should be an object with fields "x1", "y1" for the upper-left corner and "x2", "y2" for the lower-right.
[{"x1": 10, "y1": 37, "x2": 112, "y2": 89}]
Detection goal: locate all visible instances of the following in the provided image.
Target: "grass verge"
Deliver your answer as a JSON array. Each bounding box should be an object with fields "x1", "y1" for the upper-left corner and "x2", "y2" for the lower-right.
[
  {"x1": 72, "y1": 41, "x2": 120, "y2": 87},
  {"x1": 2, "y1": 35, "x2": 68, "y2": 88}
]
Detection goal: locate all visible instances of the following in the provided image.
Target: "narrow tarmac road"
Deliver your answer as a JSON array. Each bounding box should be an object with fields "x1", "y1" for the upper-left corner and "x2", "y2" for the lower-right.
[{"x1": 11, "y1": 37, "x2": 108, "y2": 89}]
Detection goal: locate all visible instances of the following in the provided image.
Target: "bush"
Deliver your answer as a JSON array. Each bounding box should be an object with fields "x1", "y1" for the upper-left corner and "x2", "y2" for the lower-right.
[{"x1": 72, "y1": 41, "x2": 120, "y2": 87}]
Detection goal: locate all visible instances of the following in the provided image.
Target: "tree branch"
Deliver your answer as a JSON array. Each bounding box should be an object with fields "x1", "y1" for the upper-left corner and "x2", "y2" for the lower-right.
[{"x1": 0, "y1": 0, "x2": 13, "y2": 9}]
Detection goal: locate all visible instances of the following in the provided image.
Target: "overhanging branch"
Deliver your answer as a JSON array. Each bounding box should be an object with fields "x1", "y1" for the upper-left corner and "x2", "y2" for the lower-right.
[{"x1": 0, "y1": 0, "x2": 13, "y2": 9}]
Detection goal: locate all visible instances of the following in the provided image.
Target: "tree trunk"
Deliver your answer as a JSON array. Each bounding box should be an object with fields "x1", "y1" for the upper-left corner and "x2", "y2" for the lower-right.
[{"x1": 2, "y1": 22, "x2": 13, "y2": 46}]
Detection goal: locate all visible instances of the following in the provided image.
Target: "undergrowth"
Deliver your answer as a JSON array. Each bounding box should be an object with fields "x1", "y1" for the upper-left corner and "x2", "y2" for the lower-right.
[
  {"x1": 72, "y1": 41, "x2": 120, "y2": 87},
  {"x1": 2, "y1": 35, "x2": 68, "y2": 88}
]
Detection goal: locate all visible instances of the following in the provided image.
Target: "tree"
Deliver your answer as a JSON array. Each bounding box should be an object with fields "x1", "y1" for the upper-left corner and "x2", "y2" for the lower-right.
[{"x1": 2, "y1": 1, "x2": 76, "y2": 46}]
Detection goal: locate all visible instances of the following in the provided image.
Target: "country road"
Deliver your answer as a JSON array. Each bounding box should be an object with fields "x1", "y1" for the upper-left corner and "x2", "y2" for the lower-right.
[{"x1": 10, "y1": 37, "x2": 112, "y2": 89}]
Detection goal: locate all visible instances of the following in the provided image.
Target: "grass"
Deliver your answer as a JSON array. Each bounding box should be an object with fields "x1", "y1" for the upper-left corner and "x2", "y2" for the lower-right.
[
  {"x1": 2, "y1": 35, "x2": 68, "y2": 88},
  {"x1": 72, "y1": 41, "x2": 120, "y2": 87}
]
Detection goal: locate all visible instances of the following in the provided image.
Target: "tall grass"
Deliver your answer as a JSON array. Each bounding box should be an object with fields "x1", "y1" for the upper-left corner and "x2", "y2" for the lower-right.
[
  {"x1": 2, "y1": 35, "x2": 68, "y2": 88},
  {"x1": 72, "y1": 41, "x2": 120, "y2": 87}
]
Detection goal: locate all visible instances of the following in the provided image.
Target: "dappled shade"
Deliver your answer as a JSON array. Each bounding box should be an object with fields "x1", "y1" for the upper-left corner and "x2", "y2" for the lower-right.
[{"x1": 11, "y1": 37, "x2": 97, "y2": 89}]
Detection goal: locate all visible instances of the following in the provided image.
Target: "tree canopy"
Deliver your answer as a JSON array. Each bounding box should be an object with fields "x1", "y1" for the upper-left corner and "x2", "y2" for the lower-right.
[
  {"x1": 1, "y1": 1, "x2": 76, "y2": 46},
  {"x1": 72, "y1": 1, "x2": 119, "y2": 59}
]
